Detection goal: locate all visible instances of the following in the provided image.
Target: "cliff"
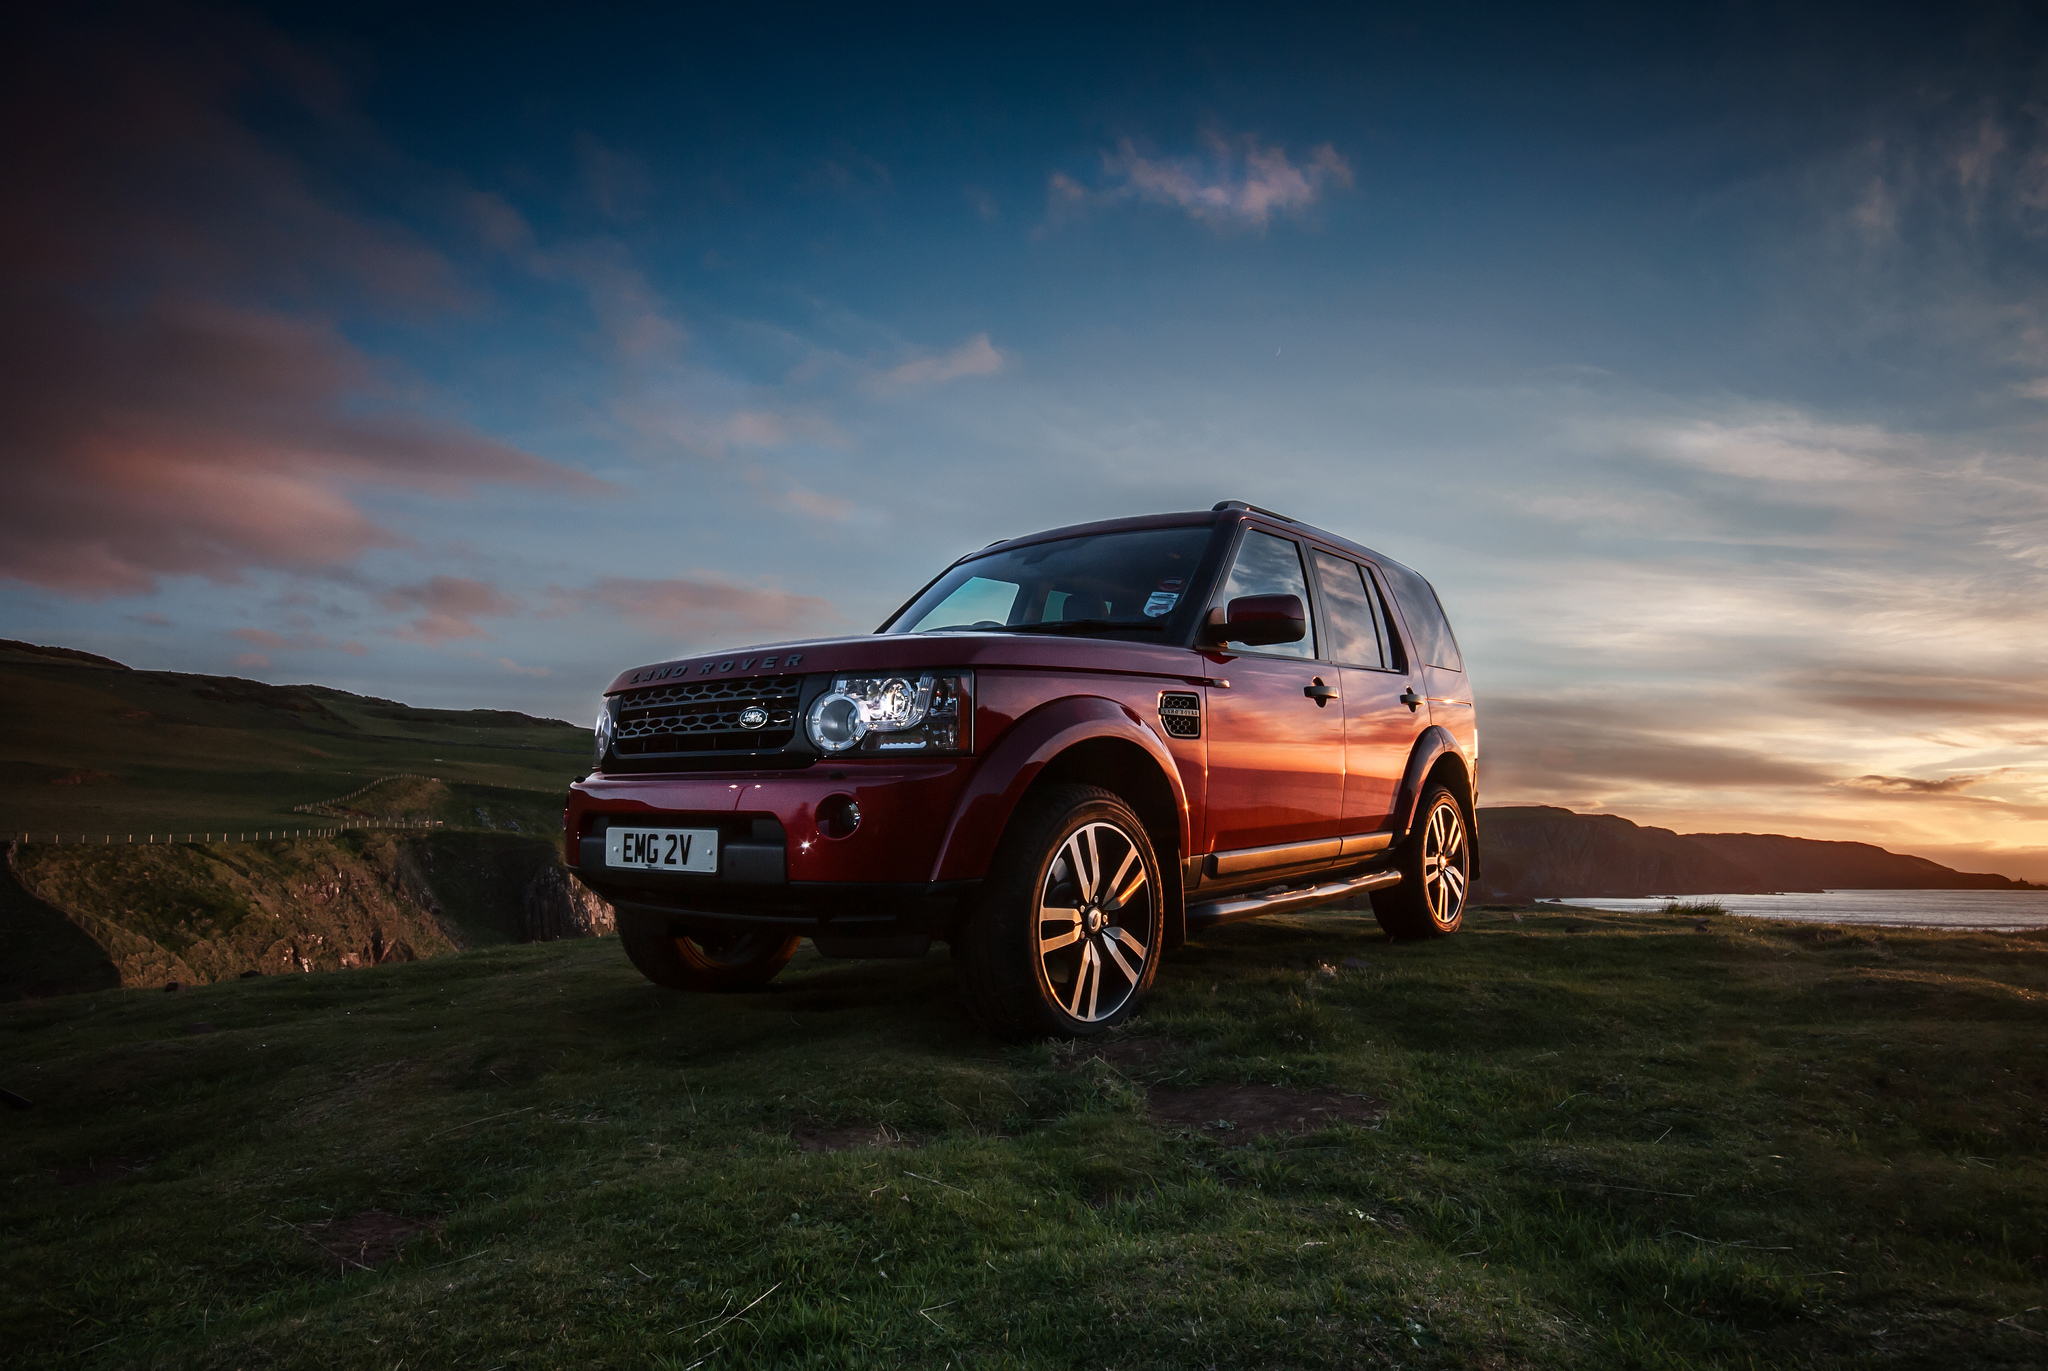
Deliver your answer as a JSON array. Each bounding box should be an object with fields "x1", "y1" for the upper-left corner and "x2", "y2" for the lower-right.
[
  {"x1": 1476, "y1": 806, "x2": 2042, "y2": 900},
  {"x1": 1687, "y1": 833, "x2": 2039, "y2": 892},
  {"x1": 1477, "y1": 806, "x2": 1770, "y2": 900}
]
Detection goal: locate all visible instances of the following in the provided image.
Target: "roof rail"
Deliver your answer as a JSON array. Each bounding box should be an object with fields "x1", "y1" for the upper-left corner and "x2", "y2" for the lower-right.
[{"x1": 1212, "y1": 499, "x2": 1300, "y2": 524}]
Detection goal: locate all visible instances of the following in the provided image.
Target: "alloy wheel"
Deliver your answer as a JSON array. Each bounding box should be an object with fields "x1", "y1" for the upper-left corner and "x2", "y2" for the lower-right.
[
  {"x1": 1421, "y1": 799, "x2": 1469, "y2": 926},
  {"x1": 1036, "y1": 820, "x2": 1154, "y2": 1023}
]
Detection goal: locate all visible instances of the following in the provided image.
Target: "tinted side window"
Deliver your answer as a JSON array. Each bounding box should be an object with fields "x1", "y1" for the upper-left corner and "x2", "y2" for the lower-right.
[
  {"x1": 1218, "y1": 529, "x2": 1315, "y2": 659},
  {"x1": 1379, "y1": 560, "x2": 1464, "y2": 671},
  {"x1": 1310, "y1": 550, "x2": 1385, "y2": 668}
]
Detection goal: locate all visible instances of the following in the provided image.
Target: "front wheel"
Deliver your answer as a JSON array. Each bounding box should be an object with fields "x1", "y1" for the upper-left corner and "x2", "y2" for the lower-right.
[
  {"x1": 1370, "y1": 783, "x2": 1471, "y2": 939},
  {"x1": 617, "y1": 916, "x2": 799, "y2": 991},
  {"x1": 956, "y1": 784, "x2": 1165, "y2": 1041}
]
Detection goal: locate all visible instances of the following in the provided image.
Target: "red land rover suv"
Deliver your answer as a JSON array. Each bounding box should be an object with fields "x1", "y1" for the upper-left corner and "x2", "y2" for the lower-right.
[{"x1": 566, "y1": 501, "x2": 1477, "y2": 1039}]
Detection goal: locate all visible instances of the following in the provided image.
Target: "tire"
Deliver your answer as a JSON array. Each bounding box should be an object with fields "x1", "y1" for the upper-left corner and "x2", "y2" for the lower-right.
[
  {"x1": 617, "y1": 916, "x2": 800, "y2": 992},
  {"x1": 956, "y1": 783, "x2": 1165, "y2": 1041},
  {"x1": 1370, "y1": 783, "x2": 1472, "y2": 939}
]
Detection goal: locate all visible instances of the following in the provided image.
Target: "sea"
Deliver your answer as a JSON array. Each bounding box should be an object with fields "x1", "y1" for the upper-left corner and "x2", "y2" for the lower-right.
[{"x1": 1545, "y1": 889, "x2": 2048, "y2": 931}]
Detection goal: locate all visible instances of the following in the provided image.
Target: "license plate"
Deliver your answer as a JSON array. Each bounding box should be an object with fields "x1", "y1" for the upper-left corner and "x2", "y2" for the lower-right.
[{"x1": 604, "y1": 827, "x2": 718, "y2": 873}]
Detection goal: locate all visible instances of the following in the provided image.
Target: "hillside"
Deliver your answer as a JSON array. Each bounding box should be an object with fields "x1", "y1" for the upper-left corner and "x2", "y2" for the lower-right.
[
  {"x1": 1687, "y1": 831, "x2": 2038, "y2": 892},
  {"x1": 0, "y1": 642, "x2": 609, "y2": 999},
  {"x1": 0, "y1": 640, "x2": 588, "y2": 839},
  {"x1": 1479, "y1": 805, "x2": 2041, "y2": 900}
]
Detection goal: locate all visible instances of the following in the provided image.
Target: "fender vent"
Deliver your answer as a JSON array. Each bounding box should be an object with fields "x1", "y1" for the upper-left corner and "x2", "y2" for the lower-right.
[{"x1": 1158, "y1": 691, "x2": 1201, "y2": 739}]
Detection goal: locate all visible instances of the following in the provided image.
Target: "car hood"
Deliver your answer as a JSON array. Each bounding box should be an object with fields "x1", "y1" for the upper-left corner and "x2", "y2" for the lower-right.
[{"x1": 603, "y1": 631, "x2": 1214, "y2": 695}]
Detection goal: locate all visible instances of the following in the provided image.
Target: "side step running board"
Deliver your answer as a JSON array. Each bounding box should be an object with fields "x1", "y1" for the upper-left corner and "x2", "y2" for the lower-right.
[{"x1": 1185, "y1": 867, "x2": 1402, "y2": 931}]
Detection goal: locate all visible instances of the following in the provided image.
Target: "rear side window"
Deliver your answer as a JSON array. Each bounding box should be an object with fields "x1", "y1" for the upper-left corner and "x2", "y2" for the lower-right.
[
  {"x1": 1310, "y1": 550, "x2": 1386, "y2": 668},
  {"x1": 1217, "y1": 529, "x2": 1315, "y2": 659},
  {"x1": 1378, "y1": 560, "x2": 1464, "y2": 671}
]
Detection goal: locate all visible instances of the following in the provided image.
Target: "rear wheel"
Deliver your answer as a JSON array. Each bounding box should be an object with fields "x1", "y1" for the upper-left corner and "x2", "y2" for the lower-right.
[
  {"x1": 957, "y1": 784, "x2": 1164, "y2": 1041},
  {"x1": 1370, "y1": 783, "x2": 1471, "y2": 939},
  {"x1": 617, "y1": 917, "x2": 799, "y2": 991}
]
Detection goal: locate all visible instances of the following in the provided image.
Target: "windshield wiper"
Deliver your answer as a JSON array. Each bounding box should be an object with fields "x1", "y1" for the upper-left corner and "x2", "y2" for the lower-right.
[{"x1": 992, "y1": 619, "x2": 1168, "y2": 635}]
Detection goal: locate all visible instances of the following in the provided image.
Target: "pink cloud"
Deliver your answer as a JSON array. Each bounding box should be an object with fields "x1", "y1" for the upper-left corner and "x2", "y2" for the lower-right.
[
  {"x1": 0, "y1": 299, "x2": 603, "y2": 597},
  {"x1": 234, "y1": 652, "x2": 270, "y2": 669},
  {"x1": 1067, "y1": 133, "x2": 1354, "y2": 229},
  {"x1": 870, "y1": 334, "x2": 1006, "y2": 391},
  {"x1": 228, "y1": 626, "x2": 368, "y2": 656},
  {"x1": 379, "y1": 576, "x2": 522, "y2": 645},
  {"x1": 555, "y1": 575, "x2": 835, "y2": 637},
  {"x1": 0, "y1": 19, "x2": 609, "y2": 600}
]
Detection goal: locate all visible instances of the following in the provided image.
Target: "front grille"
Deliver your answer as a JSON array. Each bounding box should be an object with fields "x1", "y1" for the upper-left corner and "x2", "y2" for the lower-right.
[
  {"x1": 613, "y1": 675, "x2": 804, "y2": 757},
  {"x1": 1159, "y1": 691, "x2": 1201, "y2": 739}
]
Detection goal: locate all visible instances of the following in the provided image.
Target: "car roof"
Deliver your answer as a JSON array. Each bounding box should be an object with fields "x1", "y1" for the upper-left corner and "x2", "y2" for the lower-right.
[{"x1": 962, "y1": 501, "x2": 1420, "y2": 583}]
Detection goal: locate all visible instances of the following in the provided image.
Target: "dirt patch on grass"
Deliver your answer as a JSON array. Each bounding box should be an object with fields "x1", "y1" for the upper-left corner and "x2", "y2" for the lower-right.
[
  {"x1": 1148, "y1": 1084, "x2": 1384, "y2": 1140},
  {"x1": 304, "y1": 1209, "x2": 439, "y2": 1272},
  {"x1": 790, "y1": 1122, "x2": 923, "y2": 1152},
  {"x1": 47, "y1": 1155, "x2": 152, "y2": 1186}
]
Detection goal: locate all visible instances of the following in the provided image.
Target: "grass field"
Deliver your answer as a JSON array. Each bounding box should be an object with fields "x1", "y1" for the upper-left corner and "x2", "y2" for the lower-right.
[
  {"x1": 5, "y1": 903, "x2": 2044, "y2": 1368},
  {"x1": 0, "y1": 648, "x2": 587, "y2": 841}
]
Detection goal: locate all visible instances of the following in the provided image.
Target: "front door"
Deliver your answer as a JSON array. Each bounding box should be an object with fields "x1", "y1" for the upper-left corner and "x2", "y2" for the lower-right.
[{"x1": 1201, "y1": 529, "x2": 1347, "y2": 854}]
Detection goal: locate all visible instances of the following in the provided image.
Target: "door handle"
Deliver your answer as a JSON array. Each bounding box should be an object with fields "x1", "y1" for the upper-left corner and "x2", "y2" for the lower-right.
[
  {"x1": 1304, "y1": 677, "x2": 1338, "y2": 707},
  {"x1": 1400, "y1": 687, "x2": 1425, "y2": 713}
]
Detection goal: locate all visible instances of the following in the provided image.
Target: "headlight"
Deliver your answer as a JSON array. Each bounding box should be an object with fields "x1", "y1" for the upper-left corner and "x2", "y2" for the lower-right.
[
  {"x1": 592, "y1": 696, "x2": 617, "y2": 770},
  {"x1": 806, "y1": 672, "x2": 971, "y2": 756}
]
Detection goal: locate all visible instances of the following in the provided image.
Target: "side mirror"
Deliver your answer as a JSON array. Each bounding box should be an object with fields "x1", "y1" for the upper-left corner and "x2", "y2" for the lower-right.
[{"x1": 1206, "y1": 593, "x2": 1306, "y2": 647}]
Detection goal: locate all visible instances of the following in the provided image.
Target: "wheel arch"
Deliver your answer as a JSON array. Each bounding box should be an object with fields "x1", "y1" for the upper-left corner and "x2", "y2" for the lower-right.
[
  {"x1": 930, "y1": 697, "x2": 1191, "y2": 941},
  {"x1": 1394, "y1": 726, "x2": 1477, "y2": 842}
]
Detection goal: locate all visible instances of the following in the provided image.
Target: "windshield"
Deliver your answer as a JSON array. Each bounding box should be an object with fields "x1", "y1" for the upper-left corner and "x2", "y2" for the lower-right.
[{"x1": 884, "y1": 526, "x2": 1214, "y2": 640}]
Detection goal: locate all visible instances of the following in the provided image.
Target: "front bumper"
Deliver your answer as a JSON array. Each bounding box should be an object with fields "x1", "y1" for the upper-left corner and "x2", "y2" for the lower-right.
[{"x1": 567, "y1": 761, "x2": 978, "y2": 941}]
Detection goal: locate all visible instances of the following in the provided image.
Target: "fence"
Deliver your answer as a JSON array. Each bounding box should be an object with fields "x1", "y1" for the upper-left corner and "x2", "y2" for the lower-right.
[
  {"x1": 291, "y1": 773, "x2": 442, "y2": 816},
  {"x1": 7, "y1": 818, "x2": 445, "y2": 847}
]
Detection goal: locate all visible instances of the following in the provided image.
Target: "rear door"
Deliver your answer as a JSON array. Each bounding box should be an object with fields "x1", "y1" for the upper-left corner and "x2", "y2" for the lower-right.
[
  {"x1": 1200, "y1": 527, "x2": 1348, "y2": 855},
  {"x1": 1376, "y1": 558, "x2": 1475, "y2": 757},
  {"x1": 1308, "y1": 549, "x2": 1429, "y2": 831}
]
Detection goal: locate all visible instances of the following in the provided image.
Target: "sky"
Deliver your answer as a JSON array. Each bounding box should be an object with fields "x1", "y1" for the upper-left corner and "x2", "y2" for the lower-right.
[{"x1": 4, "y1": 2, "x2": 2048, "y2": 877}]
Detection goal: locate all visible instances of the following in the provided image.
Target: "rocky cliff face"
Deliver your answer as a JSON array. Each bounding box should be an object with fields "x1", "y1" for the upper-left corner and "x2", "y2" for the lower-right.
[
  {"x1": 1476, "y1": 806, "x2": 2042, "y2": 900},
  {"x1": 522, "y1": 863, "x2": 616, "y2": 941},
  {"x1": 3, "y1": 831, "x2": 615, "y2": 998}
]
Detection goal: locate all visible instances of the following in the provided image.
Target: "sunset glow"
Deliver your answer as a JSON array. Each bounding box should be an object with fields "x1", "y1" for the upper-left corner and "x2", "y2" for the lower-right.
[{"x1": 4, "y1": 6, "x2": 2045, "y2": 875}]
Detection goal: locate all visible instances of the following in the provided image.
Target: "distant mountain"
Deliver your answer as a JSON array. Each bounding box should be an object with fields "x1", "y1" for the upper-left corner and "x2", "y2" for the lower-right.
[
  {"x1": 1477, "y1": 805, "x2": 2041, "y2": 900},
  {"x1": 1686, "y1": 832, "x2": 2039, "y2": 892},
  {"x1": 1478, "y1": 807, "x2": 1772, "y2": 900}
]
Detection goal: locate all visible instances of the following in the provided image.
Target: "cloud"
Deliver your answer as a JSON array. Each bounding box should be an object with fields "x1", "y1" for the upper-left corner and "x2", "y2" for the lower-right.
[
  {"x1": 378, "y1": 576, "x2": 522, "y2": 644},
  {"x1": 127, "y1": 612, "x2": 173, "y2": 627},
  {"x1": 557, "y1": 575, "x2": 835, "y2": 638},
  {"x1": 0, "y1": 299, "x2": 603, "y2": 597},
  {"x1": 777, "y1": 485, "x2": 854, "y2": 521},
  {"x1": 0, "y1": 15, "x2": 608, "y2": 600},
  {"x1": 457, "y1": 649, "x2": 551, "y2": 677},
  {"x1": 234, "y1": 653, "x2": 269, "y2": 669},
  {"x1": 1837, "y1": 769, "x2": 2023, "y2": 795},
  {"x1": 869, "y1": 334, "x2": 1005, "y2": 392},
  {"x1": 578, "y1": 136, "x2": 651, "y2": 222},
  {"x1": 1058, "y1": 133, "x2": 1353, "y2": 230},
  {"x1": 228, "y1": 627, "x2": 369, "y2": 656}
]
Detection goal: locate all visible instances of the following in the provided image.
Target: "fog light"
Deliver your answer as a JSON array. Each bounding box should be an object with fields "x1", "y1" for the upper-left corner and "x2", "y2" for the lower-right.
[{"x1": 818, "y1": 793, "x2": 861, "y2": 839}]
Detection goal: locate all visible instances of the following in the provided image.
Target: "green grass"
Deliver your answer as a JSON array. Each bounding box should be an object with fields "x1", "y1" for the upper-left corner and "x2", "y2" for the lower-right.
[
  {"x1": 4, "y1": 904, "x2": 2045, "y2": 1368},
  {"x1": 0, "y1": 656, "x2": 586, "y2": 840}
]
